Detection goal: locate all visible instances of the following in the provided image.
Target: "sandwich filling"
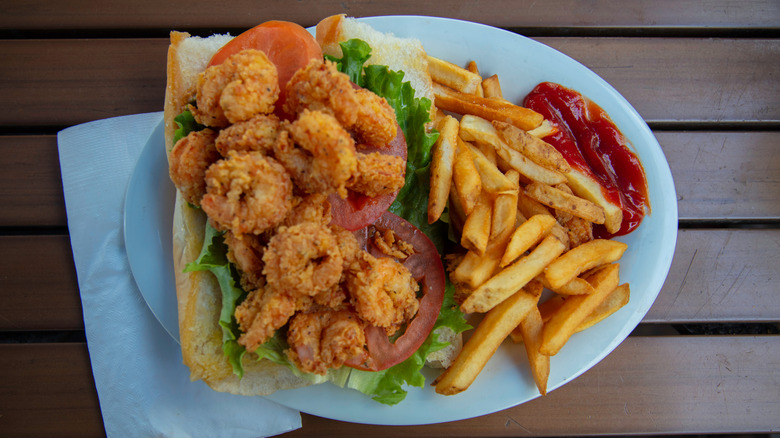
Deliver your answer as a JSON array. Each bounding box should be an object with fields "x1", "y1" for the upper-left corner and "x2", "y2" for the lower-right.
[{"x1": 170, "y1": 38, "x2": 469, "y2": 404}]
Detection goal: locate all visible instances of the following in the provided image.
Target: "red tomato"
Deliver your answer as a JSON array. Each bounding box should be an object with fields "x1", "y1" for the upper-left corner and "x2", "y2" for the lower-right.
[
  {"x1": 345, "y1": 212, "x2": 446, "y2": 372},
  {"x1": 208, "y1": 20, "x2": 322, "y2": 109}
]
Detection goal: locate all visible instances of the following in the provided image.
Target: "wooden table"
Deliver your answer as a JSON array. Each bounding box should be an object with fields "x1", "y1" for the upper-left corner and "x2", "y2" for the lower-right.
[{"x1": 1, "y1": 2, "x2": 778, "y2": 436}]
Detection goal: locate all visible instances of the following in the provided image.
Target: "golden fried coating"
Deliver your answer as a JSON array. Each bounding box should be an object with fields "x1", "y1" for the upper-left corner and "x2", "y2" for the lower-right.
[
  {"x1": 201, "y1": 150, "x2": 294, "y2": 235},
  {"x1": 224, "y1": 231, "x2": 266, "y2": 291},
  {"x1": 353, "y1": 88, "x2": 397, "y2": 146},
  {"x1": 282, "y1": 193, "x2": 332, "y2": 227},
  {"x1": 345, "y1": 252, "x2": 419, "y2": 336},
  {"x1": 215, "y1": 114, "x2": 281, "y2": 156},
  {"x1": 275, "y1": 110, "x2": 357, "y2": 198},
  {"x1": 283, "y1": 58, "x2": 359, "y2": 127},
  {"x1": 168, "y1": 128, "x2": 221, "y2": 206},
  {"x1": 286, "y1": 310, "x2": 367, "y2": 375},
  {"x1": 235, "y1": 286, "x2": 312, "y2": 353},
  {"x1": 347, "y1": 151, "x2": 406, "y2": 197},
  {"x1": 262, "y1": 222, "x2": 343, "y2": 298},
  {"x1": 192, "y1": 49, "x2": 279, "y2": 128}
]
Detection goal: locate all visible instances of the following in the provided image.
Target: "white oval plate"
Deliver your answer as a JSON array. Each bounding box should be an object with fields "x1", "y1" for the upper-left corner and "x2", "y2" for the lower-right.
[{"x1": 124, "y1": 16, "x2": 677, "y2": 426}]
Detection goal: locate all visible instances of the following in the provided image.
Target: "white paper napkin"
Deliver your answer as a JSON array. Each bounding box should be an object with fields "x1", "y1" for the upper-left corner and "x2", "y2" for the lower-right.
[{"x1": 57, "y1": 112, "x2": 301, "y2": 438}]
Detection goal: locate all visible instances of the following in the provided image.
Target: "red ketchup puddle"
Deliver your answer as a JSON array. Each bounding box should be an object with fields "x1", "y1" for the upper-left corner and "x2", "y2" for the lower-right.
[{"x1": 524, "y1": 82, "x2": 650, "y2": 237}]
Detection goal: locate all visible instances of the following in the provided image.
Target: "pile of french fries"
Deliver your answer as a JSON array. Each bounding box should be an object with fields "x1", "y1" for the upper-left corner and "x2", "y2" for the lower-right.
[{"x1": 425, "y1": 55, "x2": 632, "y2": 396}]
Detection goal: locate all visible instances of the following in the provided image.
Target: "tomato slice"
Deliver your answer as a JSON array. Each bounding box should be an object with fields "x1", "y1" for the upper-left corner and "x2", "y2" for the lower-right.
[
  {"x1": 345, "y1": 212, "x2": 446, "y2": 371},
  {"x1": 207, "y1": 20, "x2": 322, "y2": 111}
]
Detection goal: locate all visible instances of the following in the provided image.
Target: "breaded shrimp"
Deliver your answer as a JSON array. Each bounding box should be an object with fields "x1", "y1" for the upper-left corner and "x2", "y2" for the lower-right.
[
  {"x1": 330, "y1": 225, "x2": 362, "y2": 270},
  {"x1": 214, "y1": 114, "x2": 280, "y2": 157},
  {"x1": 201, "y1": 150, "x2": 294, "y2": 235},
  {"x1": 224, "y1": 231, "x2": 266, "y2": 290},
  {"x1": 286, "y1": 310, "x2": 367, "y2": 375},
  {"x1": 353, "y1": 88, "x2": 397, "y2": 146},
  {"x1": 345, "y1": 252, "x2": 420, "y2": 336},
  {"x1": 283, "y1": 58, "x2": 359, "y2": 127},
  {"x1": 347, "y1": 151, "x2": 406, "y2": 197},
  {"x1": 282, "y1": 193, "x2": 332, "y2": 227},
  {"x1": 235, "y1": 286, "x2": 312, "y2": 352},
  {"x1": 168, "y1": 128, "x2": 221, "y2": 206},
  {"x1": 262, "y1": 222, "x2": 343, "y2": 298},
  {"x1": 274, "y1": 110, "x2": 357, "y2": 198},
  {"x1": 192, "y1": 49, "x2": 279, "y2": 128}
]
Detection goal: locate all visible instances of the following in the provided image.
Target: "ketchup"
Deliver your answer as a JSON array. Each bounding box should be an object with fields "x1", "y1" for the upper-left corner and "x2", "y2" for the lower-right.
[{"x1": 524, "y1": 82, "x2": 649, "y2": 237}]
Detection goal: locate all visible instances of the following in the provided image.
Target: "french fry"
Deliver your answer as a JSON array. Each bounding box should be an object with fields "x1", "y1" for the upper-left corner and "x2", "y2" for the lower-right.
[
  {"x1": 540, "y1": 263, "x2": 620, "y2": 356},
  {"x1": 577, "y1": 283, "x2": 630, "y2": 331},
  {"x1": 491, "y1": 170, "x2": 519, "y2": 240},
  {"x1": 428, "y1": 55, "x2": 483, "y2": 95},
  {"x1": 466, "y1": 61, "x2": 484, "y2": 97},
  {"x1": 518, "y1": 304, "x2": 550, "y2": 395},
  {"x1": 428, "y1": 115, "x2": 458, "y2": 224},
  {"x1": 544, "y1": 238, "x2": 627, "y2": 289},
  {"x1": 493, "y1": 120, "x2": 570, "y2": 173},
  {"x1": 494, "y1": 141, "x2": 568, "y2": 185},
  {"x1": 525, "y1": 182, "x2": 606, "y2": 225},
  {"x1": 536, "y1": 273, "x2": 596, "y2": 296},
  {"x1": 468, "y1": 143, "x2": 517, "y2": 194},
  {"x1": 500, "y1": 214, "x2": 557, "y2": 267},
  {"x1": 459, "y1": 114, "x2": 501, "y2": 145},
  {"x1": 448, "y1": 188, "x2": 466, "y2": 235},
  {"x1": 566, "y1": 170, "x2": 624, "y2": 234},
  {"x1": 435, "y1": 284, "x2": 541, "y2": 395},
  {"x1": 433, "y1": 82, "x2": 544, "y2": 131},
  {"x1": 481, "y1": 74, "x2": 506, "y2": 101},
  {"x1": 451, "y1": 234, "x2": 509, "y2": 289},
  {"x1": 452, "y1": 138, "x2": 482, "y2": 215},
  {"x1": 527, "y1": 119, "x2": 558, "y2": 138},
  {"x1": 461, "y1": 193, "x2": 492, "y2": 255},
  {"x1": 538, "y1": 295, "x2": 565, "y2": 323},
  {"x1": 461, "y1": 234, "x2": 566, "y2": 313}
]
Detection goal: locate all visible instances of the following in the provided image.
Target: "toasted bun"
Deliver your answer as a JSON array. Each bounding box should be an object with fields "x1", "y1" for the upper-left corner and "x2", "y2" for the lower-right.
[
  {"x1": 316, "y1": 14, "x2": 437, "y2": 125},
  {"x1": 165, "y1": 31, "x2": 311, "y2": 395}
]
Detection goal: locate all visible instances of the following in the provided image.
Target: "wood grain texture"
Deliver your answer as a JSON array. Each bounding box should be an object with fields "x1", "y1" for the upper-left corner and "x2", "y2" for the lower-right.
[
  {"x1": 0, "y1": 38, "x2": 777, "y2": 128},
  {"x1": 0, "y1": 235, "x2": 82, "y2": 330},
  {"x1": 1, "y1": 229, "x2": 777, "y2": 331},
  {"x1": 0, "y1": 343, "x2": 105, "y2": 438},
  {"x1": 657, "y1": 131, "x2": 780, "y2": 220},
  {"x1": 1, "y1": 0, "x2": 778, "y2": 30},
  {"x1": 646, "y1": 228, "x2": 780, "y2": 323},
  {"x1": 0, "y1": 135, "x2": 66, "y2": 227},
  {"x1": 1, "y1": 337, "x2": 775, "y2": 437}
]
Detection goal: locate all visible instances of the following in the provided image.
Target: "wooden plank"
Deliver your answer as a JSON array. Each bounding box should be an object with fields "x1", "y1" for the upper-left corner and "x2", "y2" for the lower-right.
[
  {"x1": 0, "y1": 38, "x2": 778, "y2": 127},
  {"x1": 1, "y1": 337, "x2": 776, "y2": 437},
  {"x1": 3, "y1": 131, "x2": 777, "y2": 228},
  {"x1": 646, "y1": 228, "x2": 780, "y2": 323},
  {"x1": 0, "y1": 343, "x2": 105, "y2": 438},
  {"x1": 0, "y1": 235, "x2": 83, "y2": 331},
  {"x1": 658, "y1": 131, "x2": 780, "y2": 221},
  {"x1": 0, "y1": 135, "x2": 66, "y2": 227},
  {"x1": 1, "y1": 0, "x2": 778, "y2": 30},
  {"x1": 536, "y1": 37, "x2": 780, "y2": 124},
  {"x1": 2, "y1": 228, "x2": 777, "y2": 331}
]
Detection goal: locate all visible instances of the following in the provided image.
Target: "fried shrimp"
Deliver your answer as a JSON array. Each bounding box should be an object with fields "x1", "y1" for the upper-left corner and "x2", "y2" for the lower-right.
[
  {"x1": 345, "y1": 253, "x2": 420, "y2": 336},
  {"x1": 353, "y1": 88, "x2": 398, "y2": 146},
  {"x1": 201, "y1": 150, "x2": 294, "y2": 235},
  {"x1": 224, "y1": 231, "x2": 266, "y2": 290},
  {"x1": 262, "y1": 221, "x2": 343, "y2": 297},
  {"x1": 235, "y1": 286, "x2": 312, "y2": 352},
  {"x1": 275, "y1": 110, "x2": 357, "y2": 198},
  {"x1": 283, "y1": 193, "x2": 332, "y2": 227},
  {"x1": 168, "y1": 128, "x2": 221, "y2": 206},
  {"x1": 347, "y1": 151, "x2": 406, "y2": 197},
  {"x1": 283, "y1": 58, "x2": 359, "y2": 127},
  {"x1": 287, "y1": 310, "x2": 367, "y2": 375},
  {"x1": 215, "y1": 114, "x2": 280, "y2": 157},
  {"x1": 192, "y1": 49, "x2": 279, "y2": 128},
  {"x1": 331, "y1": 225, "x2": 362, "y2": 269}
]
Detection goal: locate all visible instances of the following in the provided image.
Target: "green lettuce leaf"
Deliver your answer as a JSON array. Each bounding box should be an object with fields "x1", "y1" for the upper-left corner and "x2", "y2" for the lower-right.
[{"x1": 172, "y1": 109, "x2": 204, "y2": 145}]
